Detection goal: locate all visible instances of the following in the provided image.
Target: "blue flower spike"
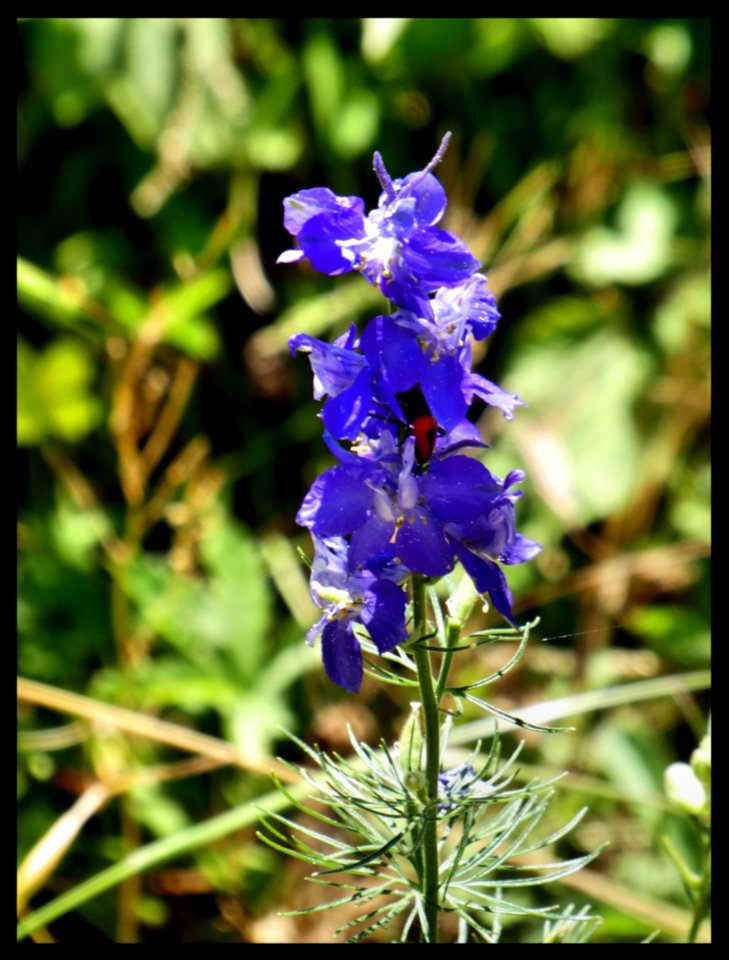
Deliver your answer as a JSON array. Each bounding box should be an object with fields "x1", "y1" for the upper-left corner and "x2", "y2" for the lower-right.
[{"x1": 281, "y1": 134, "x2": 540, "y2": 691}]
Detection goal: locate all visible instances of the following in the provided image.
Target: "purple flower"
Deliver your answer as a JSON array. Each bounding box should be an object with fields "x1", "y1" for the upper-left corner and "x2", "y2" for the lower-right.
[
  {"x1": 282, "y1": 134, "x2": 542, "y2": 689},
  {"x1": 277, "y1": 188, "x2": 367, "y2": 275},
  {"x1": 306, "y1": 536, "x2": 407, "y2": 692},
  {"x1": 360, "y1": 309, "x2": 525, "y2": 429},
  {"x1": 290, "y1": 308, "x2": 523, "y2": 448},
  {"x1": 297, "y1": 436, "x2": 538, "y2": 622},
  {"x1": 278, "y1": 135, "x2": 480, "y2": 319}
]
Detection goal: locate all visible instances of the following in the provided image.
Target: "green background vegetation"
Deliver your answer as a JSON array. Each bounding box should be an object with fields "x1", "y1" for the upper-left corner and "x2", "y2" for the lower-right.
[{"x1": 18, "y1": 18, "x2": 710, "y2": 942}]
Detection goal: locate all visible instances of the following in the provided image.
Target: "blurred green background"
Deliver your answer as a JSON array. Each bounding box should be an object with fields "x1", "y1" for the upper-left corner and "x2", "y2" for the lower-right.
[{"x1": 18, "y1": 18, "x2": 710, "y2": 943}]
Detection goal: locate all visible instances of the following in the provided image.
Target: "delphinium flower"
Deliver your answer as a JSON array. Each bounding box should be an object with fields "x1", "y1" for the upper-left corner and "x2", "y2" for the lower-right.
[
  {"x1": 305, "y1": 535, "x2": 408, "y2": 693},
  {"x1": 281, "y1": 134, "x2": 540, "y2": 692},
  {"x1": 290, "y1": 291, "x2": 524, "y2": 445},
  {"x1": 297, "y1": 434, "x2": 539, "y2": 624},
  {"x1": 278, "y1": 132, "x2": 480, "y2": 319}
]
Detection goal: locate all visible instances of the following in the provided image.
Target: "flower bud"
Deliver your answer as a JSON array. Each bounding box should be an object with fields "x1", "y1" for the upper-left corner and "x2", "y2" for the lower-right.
[
  {"x1": 690, "y1": 733, "x2": 711, "y2": 788},
  {"x1": 399, "y1": 702, "x2": 423, "y2": 779},
  {"x1": 404, "y1": 770, "x2": 427, "y2": 803}
]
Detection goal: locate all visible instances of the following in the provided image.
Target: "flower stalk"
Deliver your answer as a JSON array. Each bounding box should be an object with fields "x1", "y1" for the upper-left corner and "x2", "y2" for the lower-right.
[{"x1": 410, "y1": 575, "x2": 441, "y2": 942}]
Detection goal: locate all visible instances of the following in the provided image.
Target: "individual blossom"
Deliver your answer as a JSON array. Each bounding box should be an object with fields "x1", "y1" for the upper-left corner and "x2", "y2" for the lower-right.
[
  {"x1": 297, "y1": 435, "x2": 539, "y2": 622},
  {"x1": 305, "y1": 535, "x2": 408, "y2": 693},
  {"x1": 290, "y1": 306, "x2": 522, "y2": 445},
  {"x1": 278, "y1": 133, "x2": 480, "y2": 319},
  {"x1": 357, "y1": 309, "x2": 525, "y2": 432}
]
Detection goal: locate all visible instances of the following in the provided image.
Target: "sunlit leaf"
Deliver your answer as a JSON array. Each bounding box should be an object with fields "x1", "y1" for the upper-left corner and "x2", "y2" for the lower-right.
[
  {"x1": 570, "y1": 181, "x2": 678, "y2": 286},
  {"x1": 17, "y1": 336, "x2": 102, "y2": 445}
]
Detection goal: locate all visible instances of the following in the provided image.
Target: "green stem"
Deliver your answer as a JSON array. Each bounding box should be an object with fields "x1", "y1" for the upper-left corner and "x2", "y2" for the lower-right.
[
  {"x1": 687, "y1": 828, "x2": 711, "y2": 944},
  {"x1": 411, "y1": 575, "x2": 440, "y2": 943}
]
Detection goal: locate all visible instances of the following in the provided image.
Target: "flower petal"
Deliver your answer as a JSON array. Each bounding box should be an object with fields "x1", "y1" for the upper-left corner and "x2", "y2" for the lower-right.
[
  {"x1": 296, "y1": 467, "x2": 373, "y2": 536},
  {"x1": 394, "y1": 172, "x2": 447, "y2": 227},
  {"x1": 421, "y1": 352, "x2": 468, "y2": 430},
  {"x1": 360, "y1": 316, "x2": 425, "y2": 397},
  {"x1": 421, "y1": 456, "x2": 498, "y2": 523},
  {"x1": 393, "y1": 507, "x2": 455, "y2": 578},
  {"x1": 403, "y1": 228, "x2": 480, "y2": 289},
  {"x1": 435, "y1": 274, "x2": 500, "y2": 341},
  {"x1": 452, "y1": 542, "x2": 515, "y2": 623},
  {"x1": 321, "y1": 619, "x2": 363, "y2": 693},
  {"x1": 283, "y1": 187, "x2": 364, "y2": 236},
  {"x1": 276, "y1": 248, "x2": 305, "y2": 265},
  {"x1": 349, "y1": 515, "x2": 399, "y2": 571},
  {"x1": 501, "y1": 532, "x2": 542, "y2": 565},
  {"x1": 322, "y1": 367, "x2": 376, "y2": 440},
  {"x1": 467, "y1": 372, "x2": 525, "y2": 420},
  {"x1": 289, "y1": 333, "x2": 367, "y2": 400},
  {"x1": 298, "y1": 212, "x2": 362, "y2": 275},
  {"x1": 361, "y1": 580, "x2": 408, "y2": 653}
]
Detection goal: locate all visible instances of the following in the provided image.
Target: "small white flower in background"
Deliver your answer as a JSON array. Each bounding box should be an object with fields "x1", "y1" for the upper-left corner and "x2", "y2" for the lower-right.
[{"x1": 664, "y1": 762, "x2": 707, "y2": 817}]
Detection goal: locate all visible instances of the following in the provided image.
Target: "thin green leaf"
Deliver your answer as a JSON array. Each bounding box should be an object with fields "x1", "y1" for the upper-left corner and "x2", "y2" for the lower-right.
[
  {"x1": 462, "y1": 692, "x2": 574, "y2": 734},
  {"x1": 316, "y1": 829, "x2": 406, "y2": 875},
  {"x1": 346, "y1": 896, "x2": 413, "y2": 944}
]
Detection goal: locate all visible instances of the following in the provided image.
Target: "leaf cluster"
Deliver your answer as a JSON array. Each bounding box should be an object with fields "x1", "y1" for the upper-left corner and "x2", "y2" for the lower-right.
[{"x1": 259, "y1": 723, "x2": 603, "y2": 942}]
